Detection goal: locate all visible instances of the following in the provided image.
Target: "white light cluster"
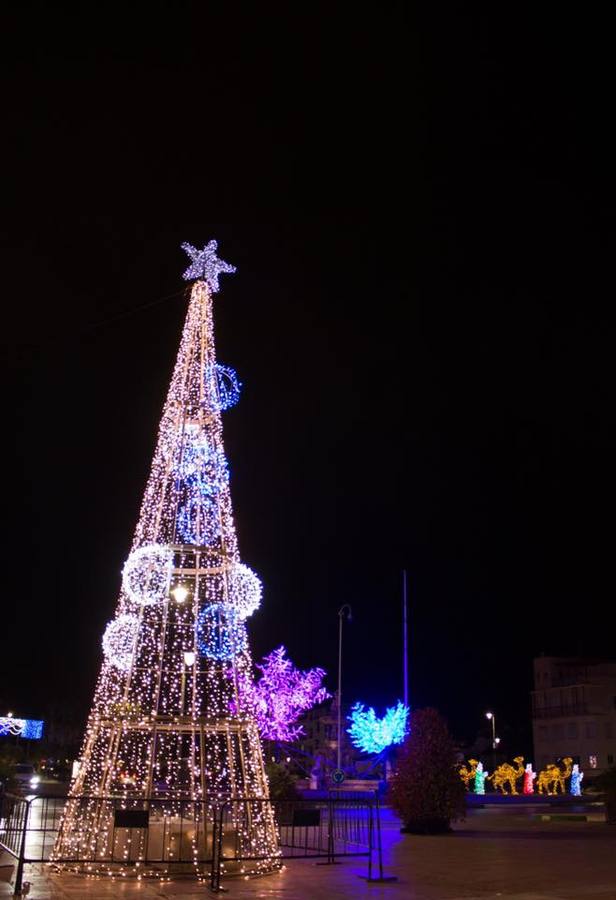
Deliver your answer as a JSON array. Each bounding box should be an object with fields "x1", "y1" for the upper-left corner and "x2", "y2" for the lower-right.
[
  {"x1": 228, "y1": 562, "x2": 262, "y2": 620},
  {"x1": 181, "y1": 240, "x2": 236, "y2": 290},
  {"x1": 102, "y1": 614, "x2": 140, "y2": 671},
  {"x1": 53, "y1": 258, "x2": 279, "y2": 883},
  {"x1": 122, "y1": 544, "x2": 173, "y2": 606}
]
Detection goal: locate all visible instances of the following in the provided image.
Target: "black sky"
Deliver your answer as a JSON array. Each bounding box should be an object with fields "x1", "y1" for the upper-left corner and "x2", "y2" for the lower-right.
[{"x1": 2, "y1": 5, "x2": 616, "y2": 753}]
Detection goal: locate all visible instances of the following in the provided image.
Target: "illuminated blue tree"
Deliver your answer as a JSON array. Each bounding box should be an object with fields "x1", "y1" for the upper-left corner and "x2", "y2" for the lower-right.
[{"x1": 347, "y1": 701, "x2": 409, "y2": 755}]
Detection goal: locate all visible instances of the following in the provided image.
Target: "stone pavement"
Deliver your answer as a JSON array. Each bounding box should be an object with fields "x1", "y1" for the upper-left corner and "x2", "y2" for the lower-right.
[{"x1": 1, "y1": 806, "x2": 615, "y2": 899}]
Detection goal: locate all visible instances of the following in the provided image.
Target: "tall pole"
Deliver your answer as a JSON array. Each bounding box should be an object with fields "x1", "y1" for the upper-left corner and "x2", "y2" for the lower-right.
[
  {"x1": 491, "y1": 714, "x2": 496, "y2": 773},
  {"x1": 486, "y1": 711, "x2": 496, "y2": 773},
  {"x1": 337, "y1": 604, "x2": 352, "y2": 772},
  {"x1": 402, "y1": 570, "x2": 409, "y2": 708}
]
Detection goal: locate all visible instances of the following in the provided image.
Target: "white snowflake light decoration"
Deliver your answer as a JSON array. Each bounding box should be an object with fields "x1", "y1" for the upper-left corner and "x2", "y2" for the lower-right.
[
  {"x1": 102, "y1": 614, "x2": 140, "y2": 672},
  {"x1": 227, "y1": 562, "x2": 262, "y2": 620},
  {"x1": 122, "y1": 544, "x2": 174, "y2": 606}
]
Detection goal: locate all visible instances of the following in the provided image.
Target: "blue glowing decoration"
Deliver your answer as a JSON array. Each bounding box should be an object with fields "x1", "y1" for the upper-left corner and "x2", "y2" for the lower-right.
[
  {"x1": 176, "y1": 493, "x2": 220, "y2": 545},
  {"x1": 205, "y1": 364, "x2": 242, "y2": 411},
  {"x1": 197, "y1": 603, "x2": 247, "y2": 661},
  {"x1": 347, "y1": 701, "x2": 409, "y2": 755},
  {"x1": 181, "y1": 240, "x2": 236, "y2": 290},
  {"x1": 0, "y1": 717, "x2": 44, "y2": 740},
  {"x1": 175, "y1": 434, "x2": 229, "y2": 545},
  {"x1": 177, "y1": 437, "x2": 229, "y2": 497}
]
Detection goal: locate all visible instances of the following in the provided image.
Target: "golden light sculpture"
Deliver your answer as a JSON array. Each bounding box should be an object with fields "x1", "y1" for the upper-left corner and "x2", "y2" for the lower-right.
[
  {"x1": 487, "y1": 756, "x2": 525, "y2": 794},
  {"x1": 458, "y1": 758, "x2": 478, "y2": 790},
  {"x1": 536, "y1": 757, "x2": 573, "y2": 795}
]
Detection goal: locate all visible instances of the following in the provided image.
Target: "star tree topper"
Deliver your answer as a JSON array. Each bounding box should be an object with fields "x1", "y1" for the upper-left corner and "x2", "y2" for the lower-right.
[{"x1": 181, "y1": 240, "x2": 236, "y2": 290}]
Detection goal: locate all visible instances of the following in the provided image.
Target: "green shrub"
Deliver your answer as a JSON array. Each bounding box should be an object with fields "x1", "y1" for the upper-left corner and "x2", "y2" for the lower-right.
[
  {"x1": 265, "y1": 761, "x2": 299, "y2": 800},
  {"x1": 389, "y1": 707, "x2": 465, "y2": 834}
]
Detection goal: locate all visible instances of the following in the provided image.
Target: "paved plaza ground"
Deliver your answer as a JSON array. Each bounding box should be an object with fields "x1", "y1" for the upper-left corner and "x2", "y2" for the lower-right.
[{"x1": 1, "y1": 804, "x2": 615, "y2": 899}]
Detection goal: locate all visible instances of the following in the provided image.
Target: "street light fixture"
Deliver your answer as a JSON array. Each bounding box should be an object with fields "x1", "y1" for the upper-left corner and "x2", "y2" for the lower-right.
[
  {"x1": 486, "y1": 711, "x2": 497, "y2": 770},
  {"x1": 336, "y1": 604, "x2": 352, "y2": 774},
  {"x1": 172, "y1": 585, "x2": 189, "y2": 603},
  {"x1": 181, "y1": 652, "x2": 196, "y2": 713}
]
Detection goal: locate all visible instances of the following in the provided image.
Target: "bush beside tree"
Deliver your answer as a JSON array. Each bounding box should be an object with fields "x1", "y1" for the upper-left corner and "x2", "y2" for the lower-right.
[
  {"x1": 265, "y1": 760, "x2": 299, "y2": 799},
  {"x1": 389, "y1": 707, "x2": 465, "y2": 834}
]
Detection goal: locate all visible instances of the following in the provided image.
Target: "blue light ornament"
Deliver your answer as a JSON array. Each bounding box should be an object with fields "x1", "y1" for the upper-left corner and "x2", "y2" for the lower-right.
[
  {"x1": 176, "y1": 491, "x2": 221, "y2": 545},
  {"x1": 176, "y1": 435, "x2": 229, "y2": 497},
  {"x1": 197, "y1": 603, "x2": 247, "y2": 661},
  {"x1": 204, "y1": 364, "x2": 242, "y2": 411}
]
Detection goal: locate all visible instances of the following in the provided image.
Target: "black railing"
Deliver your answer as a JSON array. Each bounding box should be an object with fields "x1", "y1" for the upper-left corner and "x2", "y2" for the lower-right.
[{"x1": 0, "y1": 791, "x2": 391, "y2": 894}]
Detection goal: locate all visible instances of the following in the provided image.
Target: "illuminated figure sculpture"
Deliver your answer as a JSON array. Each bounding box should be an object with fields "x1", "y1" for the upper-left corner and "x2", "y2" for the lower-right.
[
  {"x1": 570, "y1": 763, "x2": 584, "y2": 796},
  {"x1": 487, "y1": 756, "x2": 525, "y2": 795},
  {"x1": 536, "y1": 757, "x2": 573, "y2": 795},
  {"x1": 53, "y1": 242, "x2": 280, "y2": 880},
  {"x1": 474, "y1": 761, "x2": 488, "y2": 794},
  {"x1": 523, "y1": 762, "x2": 537, "y2": 795},
  {"x1": 459, "y1": 759, "x2": 478, "y2": 790}
]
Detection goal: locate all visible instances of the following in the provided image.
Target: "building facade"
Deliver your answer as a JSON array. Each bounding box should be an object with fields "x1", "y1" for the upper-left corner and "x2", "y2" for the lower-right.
[{"x1": 531, "y1": 656, "x2": 616, "y2": 775}]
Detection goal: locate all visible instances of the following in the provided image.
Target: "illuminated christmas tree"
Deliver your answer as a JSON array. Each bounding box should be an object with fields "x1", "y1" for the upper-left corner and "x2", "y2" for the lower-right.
[{"x1": 53, "y1": 241, "x2": 280, "y2": 878}]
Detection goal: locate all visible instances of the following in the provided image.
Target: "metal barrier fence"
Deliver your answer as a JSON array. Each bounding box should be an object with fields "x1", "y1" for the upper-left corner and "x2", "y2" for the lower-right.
[
  {"x1": 0, "y1": 791, "x2": 392, "y2": 895},
  {"x1": 210, "y1": 794, "x2": 394, "y2": 892}
]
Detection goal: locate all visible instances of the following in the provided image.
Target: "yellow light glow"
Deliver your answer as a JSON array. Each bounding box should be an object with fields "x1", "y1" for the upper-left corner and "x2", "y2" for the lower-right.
[{"x1": 171, "y1": 585, "x2": 189, "y2": 603}]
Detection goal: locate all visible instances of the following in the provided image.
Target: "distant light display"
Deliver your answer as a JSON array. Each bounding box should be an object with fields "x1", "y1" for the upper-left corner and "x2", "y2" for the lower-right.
[
  {"x1": 474, "y1": 761, "x2": 488, "y2": 794},
  {"x1": 0, "y1": 717, "x2": 44, "y2": 740},
  {"x1": 570, "y1": 763, "x2": 584, "y2": 796},
  {"x1": 347, "y1": 701, "x2": 409, "y2": 754},
  {"x1": 523, "y1": 762, "x2": 537, "y2": 795},
  {"x1": 181, "y1": 240, "x2": 236, "y2": 290},
  {"x1": 230, "y1": 646, "x2": 330, "y2": 742}
]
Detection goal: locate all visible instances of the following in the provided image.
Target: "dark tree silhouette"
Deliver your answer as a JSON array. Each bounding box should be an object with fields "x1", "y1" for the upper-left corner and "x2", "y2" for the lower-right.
[{"x1": 389, "y1": 707, "x2": 465, "y2": 834}]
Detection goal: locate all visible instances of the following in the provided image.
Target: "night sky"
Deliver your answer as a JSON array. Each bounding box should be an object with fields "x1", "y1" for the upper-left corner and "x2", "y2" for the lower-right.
[{"x1": 2, "y1": 6, "x2": 616, "y2": 754}]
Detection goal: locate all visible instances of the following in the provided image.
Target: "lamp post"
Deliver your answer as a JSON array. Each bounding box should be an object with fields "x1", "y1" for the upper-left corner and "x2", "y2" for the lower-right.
[
  {"x1": 336, "y1": 604, "x2": 352, "y2": 773},
  {"x1": 181, "y1": 651, "x2": 196, "y2": 715},
  {"x1": 486, "y1": 711, "x2": 496, "y2": 771}
]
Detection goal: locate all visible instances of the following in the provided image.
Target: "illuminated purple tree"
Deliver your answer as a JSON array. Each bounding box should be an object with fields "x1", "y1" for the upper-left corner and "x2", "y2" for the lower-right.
[{"x1": 231, "y1": 646, "x2": 330, "y2": 742}]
